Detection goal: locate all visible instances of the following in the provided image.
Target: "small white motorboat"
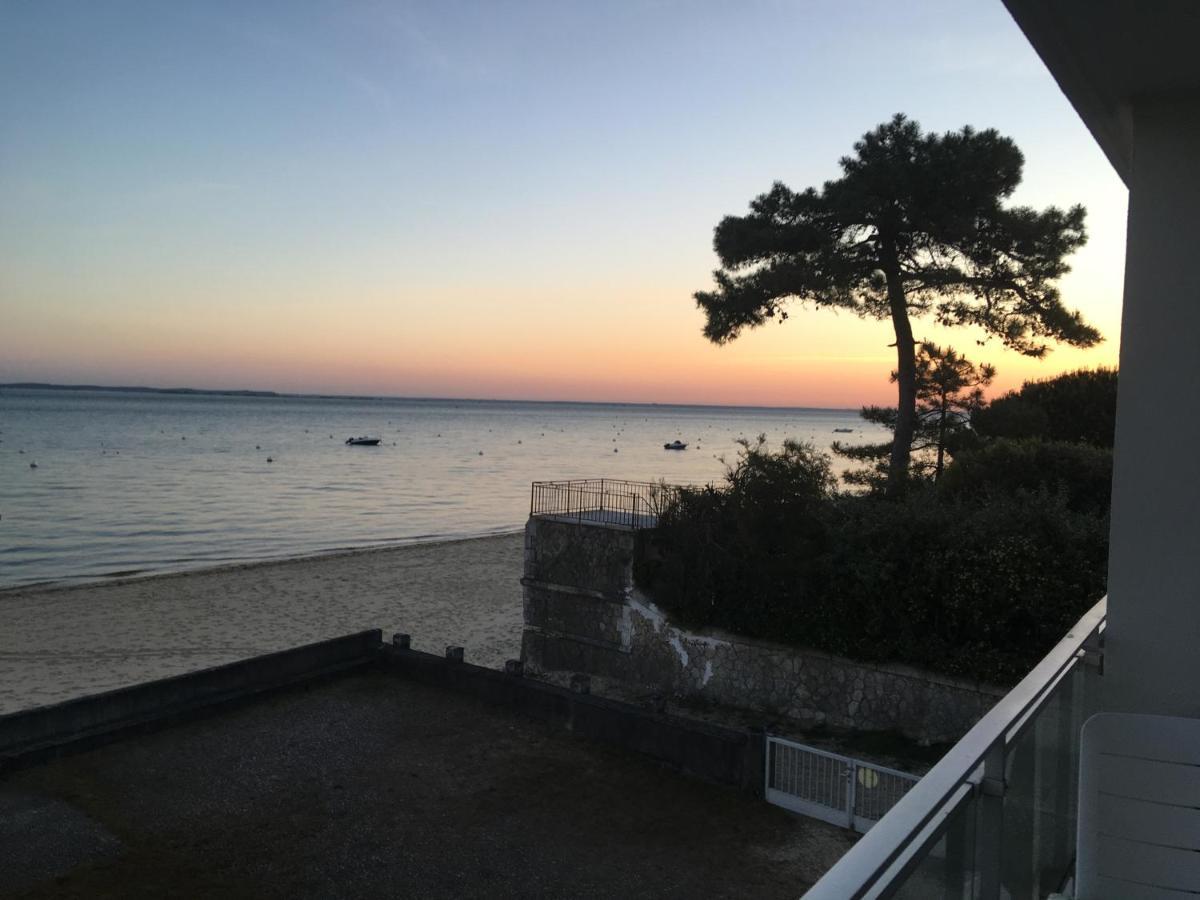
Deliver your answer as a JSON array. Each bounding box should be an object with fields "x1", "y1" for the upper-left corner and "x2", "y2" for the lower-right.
[
  {"x1": 663, "y1": 440, "x2": 688, "y2": 451},
  {"x1": 345, "y1": 436, "x2": 382, "y2": 446}
]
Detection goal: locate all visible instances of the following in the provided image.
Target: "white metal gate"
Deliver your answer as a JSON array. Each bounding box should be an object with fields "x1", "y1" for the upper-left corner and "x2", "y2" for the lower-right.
[{"x1": 765, "y1": 735, "x2": 920, "y2": 834}]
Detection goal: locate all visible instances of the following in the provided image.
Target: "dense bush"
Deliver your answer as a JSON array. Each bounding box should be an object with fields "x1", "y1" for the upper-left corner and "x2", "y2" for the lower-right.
[
  {"x1": 637, "y1": 437, "x2": 837, "y2": 637},
  {"x1": 635, "y1": 438, "x2": 1109, "y2": 685},
  {"x1": 940, "y1": 438, "x2": 1113, "y2": 515},
  {"x1": 972, "y1": 368, "x2": 1117, "y2": 447},
  {"x1": 824, "y1": 488, "x2": 1108, "y2": 682}
]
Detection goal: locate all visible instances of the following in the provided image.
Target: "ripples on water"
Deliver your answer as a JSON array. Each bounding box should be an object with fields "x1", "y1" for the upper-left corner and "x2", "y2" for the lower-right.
[{"x1": 0, "y1": 388, "x2": 880, "y2": 587}]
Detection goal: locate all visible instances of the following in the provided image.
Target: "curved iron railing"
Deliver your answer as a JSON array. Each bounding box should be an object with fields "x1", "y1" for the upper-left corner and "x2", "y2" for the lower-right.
[{"x1": 529, "y1": 479, "x2": 679, "y2": 529}]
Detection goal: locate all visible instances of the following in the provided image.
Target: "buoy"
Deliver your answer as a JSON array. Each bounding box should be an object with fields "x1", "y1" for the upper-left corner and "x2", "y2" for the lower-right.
[{"x1": 255, "y1": 445, "x2": 261, "y2": 450}]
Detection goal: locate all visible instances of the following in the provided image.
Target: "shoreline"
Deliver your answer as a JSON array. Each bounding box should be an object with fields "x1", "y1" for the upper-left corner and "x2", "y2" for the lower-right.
[
  {"x1": 1, "y1": 526, "x2": 525, "y2": 596},
  {"x1": 0, "y1": 531, "x2": 526, "y2": 714}
]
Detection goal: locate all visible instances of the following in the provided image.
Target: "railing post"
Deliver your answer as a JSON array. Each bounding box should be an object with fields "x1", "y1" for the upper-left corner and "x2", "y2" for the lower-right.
[
  {"x1": 1081, "y1": 628, "x2": 1104, "y2": 674},
  {"x1": 975, "y1": 739, "x2": 1007, "y2": 900},
  {"x1": 847, "y1": 761, "x2": 858, "y2": 831},
  {"x1": 944, "y1": 799, "x2": 969, "y2": 898},
  {"x1": 764, "y1": 734, "x2": 774, "y2": 797}
]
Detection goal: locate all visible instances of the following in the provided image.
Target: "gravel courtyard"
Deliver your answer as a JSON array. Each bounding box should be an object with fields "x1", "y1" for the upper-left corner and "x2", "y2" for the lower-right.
[{"x1": 0, "y1": 671, "x2": 856, "y2": 898}]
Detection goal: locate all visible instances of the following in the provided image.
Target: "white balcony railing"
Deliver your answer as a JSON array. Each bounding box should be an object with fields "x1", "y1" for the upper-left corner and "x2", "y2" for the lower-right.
[{"x1": 806, "y1": 596, "x2": 1107, "y2": 899}]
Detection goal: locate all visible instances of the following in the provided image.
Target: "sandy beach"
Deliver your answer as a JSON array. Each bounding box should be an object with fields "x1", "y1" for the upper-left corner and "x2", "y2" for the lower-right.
[{"x1": 0, "y1": 533, "x2": 525, "y2": 715}]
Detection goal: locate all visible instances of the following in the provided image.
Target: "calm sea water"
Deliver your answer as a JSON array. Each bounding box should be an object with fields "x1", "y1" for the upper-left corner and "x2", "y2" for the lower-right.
[{"x1": 0, "y1": 387, "x2": 877, "y2": 588}]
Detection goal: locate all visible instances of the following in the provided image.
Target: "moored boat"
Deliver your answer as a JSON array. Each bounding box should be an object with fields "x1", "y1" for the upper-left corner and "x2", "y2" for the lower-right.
[{"x1": 345, "y1": 436, "x2": 381, "y2": 446}]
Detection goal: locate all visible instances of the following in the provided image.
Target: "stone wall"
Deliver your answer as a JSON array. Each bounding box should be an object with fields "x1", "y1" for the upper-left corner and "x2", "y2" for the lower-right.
[{"x1": 521, "y1": 516, "x2": 1006, "y2": 744}]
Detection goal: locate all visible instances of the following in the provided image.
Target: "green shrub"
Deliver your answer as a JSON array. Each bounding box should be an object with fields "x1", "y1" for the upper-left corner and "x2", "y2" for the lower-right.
[
  {"x1": 972, "y1": 368, "x2": 1117, "y2": 447},
  {"x1": 940, "y1": 438, "x2": 1113, "y2": 515},
  {"x1": 635, "y1": 439, "x2": 1108, "y2": 685},
  {"x1": 825, "y1": 488, "x2": 1108, "y2": 682},
  {"x1": 635, "y1": 436, "x2": 835, "y2": 636}
]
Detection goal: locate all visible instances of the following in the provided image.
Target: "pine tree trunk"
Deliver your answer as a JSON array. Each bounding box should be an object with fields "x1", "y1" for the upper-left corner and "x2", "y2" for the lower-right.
[
  {"x1": 883, "y1": 260, "x2": 916, "y2": 497},
  {"x1": 936, "y1": 399, "x2": 948, "y2": 481}
]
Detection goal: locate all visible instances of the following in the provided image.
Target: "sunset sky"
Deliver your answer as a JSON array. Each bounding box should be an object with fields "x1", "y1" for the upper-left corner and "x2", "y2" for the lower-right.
[{"x1": 1, "y1": 0, "x2": 1126, "y2": 407}]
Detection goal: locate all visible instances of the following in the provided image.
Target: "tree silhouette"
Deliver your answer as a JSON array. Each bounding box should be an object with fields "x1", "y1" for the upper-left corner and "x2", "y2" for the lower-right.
[
  {"x1": 972, "y1": 367, "x2": 1117, "y2": 447},
  {"x1": 835, "y1": 343, "x2": 995, "y2": 487},
  {"x1": 695, "y1": 114, "x2": 1101, "y2": 495}
]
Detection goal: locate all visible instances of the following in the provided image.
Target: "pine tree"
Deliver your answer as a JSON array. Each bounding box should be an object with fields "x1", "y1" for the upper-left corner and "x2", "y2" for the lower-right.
[
  {"x1": 695, "y1": 114, "x2": 1100, "y2": 495},
  {"x1": 834, "y1": 343, "x2": 995, "y2": 487}
]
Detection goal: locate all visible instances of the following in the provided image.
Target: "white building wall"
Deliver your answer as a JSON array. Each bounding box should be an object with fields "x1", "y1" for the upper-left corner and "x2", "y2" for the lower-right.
[{"x1": 1105, "y1": 97, "x2": 1200, "y2": 716}]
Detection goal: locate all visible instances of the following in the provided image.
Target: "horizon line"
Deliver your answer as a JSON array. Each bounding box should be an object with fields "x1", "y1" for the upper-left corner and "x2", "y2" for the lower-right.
[{"x1": 0, "y1": 381, "x2": 861, "y2": 414}]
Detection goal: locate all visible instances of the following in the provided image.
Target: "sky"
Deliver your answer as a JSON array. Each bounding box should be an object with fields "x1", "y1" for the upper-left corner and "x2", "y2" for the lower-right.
[{"x1": 0, "y1": 0, "x2": 1127, "y2": 407}]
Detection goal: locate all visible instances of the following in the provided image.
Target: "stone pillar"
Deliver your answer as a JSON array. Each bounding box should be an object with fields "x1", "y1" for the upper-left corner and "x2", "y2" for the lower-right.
[
  {"x1": 520, "y1": 515, "x2": 638, "y2": 677},
  {"x1": 1104, "y1": 96, "x2": 1200, "y2": 717}
]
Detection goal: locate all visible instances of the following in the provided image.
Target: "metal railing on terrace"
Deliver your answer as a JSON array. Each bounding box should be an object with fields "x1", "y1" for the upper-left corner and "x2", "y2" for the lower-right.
[
  {"x1": 529, "y1": 479, "x2": 680, "y2": 530},
  {"x1": 806, "y1": 595, "x2": 1107, "y2": 900}
]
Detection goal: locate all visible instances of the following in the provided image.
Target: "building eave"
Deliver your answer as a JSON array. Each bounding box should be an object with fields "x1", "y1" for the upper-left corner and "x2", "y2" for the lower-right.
[{"x1": 1001, "y1": 0, "x2": 1132, "y2": 184}]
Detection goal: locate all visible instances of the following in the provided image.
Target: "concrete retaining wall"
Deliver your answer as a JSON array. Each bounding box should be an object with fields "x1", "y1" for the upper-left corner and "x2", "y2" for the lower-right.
[
  {"x1": 0, "y1": 629, "x2": 382, "y2": 765},
  {"x1": 0, "y1": 619, "x2": 765, "y2": 796},
  {"x1": 521, "y1": 516, "x2": 1006, "y2": 744}
]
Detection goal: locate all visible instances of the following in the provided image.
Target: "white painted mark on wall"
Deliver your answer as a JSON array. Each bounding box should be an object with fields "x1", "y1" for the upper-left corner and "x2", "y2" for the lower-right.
[
  {"x1": 627, "y1": 590, "x2": 667, "y2": 633},
  {"x1": 669, "y1": 634, "x2": 690, "y2": 668}
]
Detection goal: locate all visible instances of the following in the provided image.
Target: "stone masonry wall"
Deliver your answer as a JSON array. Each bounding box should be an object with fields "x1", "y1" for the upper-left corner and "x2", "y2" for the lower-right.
[{"x1": 521, "y1": 515, "x2": 1006, "y2": 745}]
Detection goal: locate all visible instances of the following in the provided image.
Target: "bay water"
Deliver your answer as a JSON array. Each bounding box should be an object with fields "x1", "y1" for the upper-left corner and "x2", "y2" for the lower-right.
[{"x1": 0, "y1": 387, "x2": 877, "y2": 588}]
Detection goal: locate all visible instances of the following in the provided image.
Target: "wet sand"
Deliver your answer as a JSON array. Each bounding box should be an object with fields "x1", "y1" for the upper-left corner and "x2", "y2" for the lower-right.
[{"x1": 0, "y1": 533, "x2": 524, "y2": 714}]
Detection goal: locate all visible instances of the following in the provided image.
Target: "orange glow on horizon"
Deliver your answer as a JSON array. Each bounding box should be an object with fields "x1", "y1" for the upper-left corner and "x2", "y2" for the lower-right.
[{"x1": 2, "y1": 279, "x2": 1120, "y2": 408}]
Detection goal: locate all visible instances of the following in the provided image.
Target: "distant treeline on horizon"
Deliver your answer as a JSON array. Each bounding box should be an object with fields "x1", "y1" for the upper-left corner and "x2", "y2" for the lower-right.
[
  {"x1": 2, "y1": 382, "x2": 281, "y2": 398},
  {"x1": 0, "y1": 382, "x2": 853, "y2": 414}
]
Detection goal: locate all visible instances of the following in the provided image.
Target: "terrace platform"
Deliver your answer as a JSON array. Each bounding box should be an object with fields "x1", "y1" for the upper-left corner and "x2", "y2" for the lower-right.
[{"x1": 0, "y1": 642, "x2": 854, "y2": 898}]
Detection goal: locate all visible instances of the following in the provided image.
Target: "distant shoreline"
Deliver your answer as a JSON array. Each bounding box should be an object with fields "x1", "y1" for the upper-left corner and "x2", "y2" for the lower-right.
[
  {"x1": 0, "y1": 381, "x2": 857, "y2": 414},
  {"x1": 3, "y1": 382, "x2": 281, "y2": 398}
]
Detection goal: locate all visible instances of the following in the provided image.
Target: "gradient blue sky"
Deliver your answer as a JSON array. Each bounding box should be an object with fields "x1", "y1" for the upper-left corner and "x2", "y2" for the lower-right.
[{"x1": 0, "y1": 0, "x2": 1127, "y2": 405}]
